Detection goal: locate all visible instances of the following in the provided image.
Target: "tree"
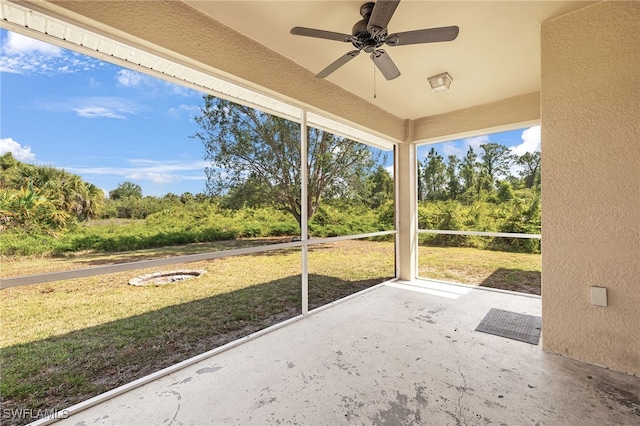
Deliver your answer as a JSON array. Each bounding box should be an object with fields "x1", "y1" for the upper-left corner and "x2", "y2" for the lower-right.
[
  {"x1": 445, "y1": 155, "x2": 460, "y2": 199},
  {"x1": 109, "y1": 181, "x2": 142, "y2": 200},
  {"x1": 180, "y1": 192, "x2": 195, "y2": 204},
  {"x1": 417, "y1": 161, "x2": 425, "y2": 201},
  {"x1": 192, "y1": 96, "x2": 376, "y2": 226},
  {"x1": 0, "y1": 155, "x2": 103, "y2": 230},
  {"x1": 1, "y1": 152, "x2": 17, "y2": 171},
  {"x1": 162, "y1": 193, "x2": 180, "y2": 203},
  {"x1": 1, "y1": 153, "x2": 21, "y2": 191},
  {"x1": 0, "y1": 187, "x2": 67, "y2": 234},
  {"x1": 194, "y1": 193, "x2": 210, "y2": 203},
  {"x1": 516, "y1": 151, "x2": 541, "y2": 189},
  {"x1": 422, "y1": 148, "x2": 446, "y2": 200},
  {"x1": 497, "y1": 181, "x2": 515, "y2": 202},
  {"x1": 460, "y1": 147, "x2": 478, "y2": 195},
  {"x1": 365, "y1": 165, "x2": 393, "y2": 208},
  {"x1": 82, "y1": 184, "x2": 105, "y2": 220},
  {"x1": 12, "y1": 163, "x2": 103, "y2": 222},
  {"x1": 221, "y1": 173, "x2": 270, "y2": 210},
  {"x1": 479, "y1": 143, "x2": 513, "y2": 190}
]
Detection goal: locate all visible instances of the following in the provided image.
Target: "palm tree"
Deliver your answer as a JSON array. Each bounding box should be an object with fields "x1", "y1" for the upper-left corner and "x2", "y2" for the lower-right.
[
  {"x1": 0, "y1": 187, "x2": 68, "y2": 234},
  {"x1": 19, "y1": 165, "x2": 104, "y2": 221}
]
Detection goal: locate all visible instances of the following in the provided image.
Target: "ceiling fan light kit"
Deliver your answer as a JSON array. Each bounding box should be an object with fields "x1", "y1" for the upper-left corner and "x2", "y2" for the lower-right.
[
  {"x1": 428, "y1": 72, "x2": 453, "y2": 92},
  {"x1": 290, "y1": 0, "x2": 459, "y2": 81}
]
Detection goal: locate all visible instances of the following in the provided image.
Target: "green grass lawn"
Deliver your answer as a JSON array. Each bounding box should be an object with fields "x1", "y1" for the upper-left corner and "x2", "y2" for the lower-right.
[
  {"x1": 0, "y1": 239, "x2": 539, "y2": 424},
  {"x1": 0, "y1": 240, "x2": 394, "y2": 424},
  {"x1": 418, "y1": 245, "x2": 541, "y2": 294}
]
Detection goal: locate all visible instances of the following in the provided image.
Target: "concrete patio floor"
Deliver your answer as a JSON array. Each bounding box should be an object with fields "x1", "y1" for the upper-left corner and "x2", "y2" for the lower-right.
[{"x1": 53, "y1": 280, "x2": 639, "y2": 425}]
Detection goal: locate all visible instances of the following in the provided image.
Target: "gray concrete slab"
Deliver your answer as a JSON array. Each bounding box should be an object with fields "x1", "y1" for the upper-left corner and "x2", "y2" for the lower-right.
[{"x1": 54, "y1": 280, "x2": 640, "y2": 426}]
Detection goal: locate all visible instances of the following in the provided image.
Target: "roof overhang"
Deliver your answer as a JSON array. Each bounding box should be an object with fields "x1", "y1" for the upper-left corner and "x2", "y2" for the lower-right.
[{"x1": 3, "y1": 1, "x2": 596, "y2": 144}]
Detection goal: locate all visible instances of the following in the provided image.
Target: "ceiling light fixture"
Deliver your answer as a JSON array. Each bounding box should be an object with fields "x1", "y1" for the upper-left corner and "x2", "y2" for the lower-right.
[{"x1": 428, "y1": 72, "x2": 453, "y2": 92}]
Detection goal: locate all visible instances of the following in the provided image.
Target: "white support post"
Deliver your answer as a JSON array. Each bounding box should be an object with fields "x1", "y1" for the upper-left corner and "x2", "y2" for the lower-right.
[
  {"x1": 393, "y1": 144, "x2": 399, "y2": 279},
  {"x1": 301, "y1": 112, "x2": 309, "y2": 315}
]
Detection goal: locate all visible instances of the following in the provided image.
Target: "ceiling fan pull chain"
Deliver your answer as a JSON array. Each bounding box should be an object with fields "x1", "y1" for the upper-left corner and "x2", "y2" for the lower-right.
[{"x1": 373, "y1": 60, "x2": 377, "y2": 99}]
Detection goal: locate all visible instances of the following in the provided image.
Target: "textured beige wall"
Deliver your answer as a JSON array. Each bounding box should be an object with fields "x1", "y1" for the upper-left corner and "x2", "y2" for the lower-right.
[
  {"x1": 541, "y1": 1, "x2": 640, "y2": 375},
  {"x1": 412, "y1": 92, "x2": 540, "y2": 144}
]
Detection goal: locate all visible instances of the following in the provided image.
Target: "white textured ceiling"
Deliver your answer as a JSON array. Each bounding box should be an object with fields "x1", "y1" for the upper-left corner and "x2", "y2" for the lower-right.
[{"x1": 185, "y1": 1, "x2": 594, "y2": 120}]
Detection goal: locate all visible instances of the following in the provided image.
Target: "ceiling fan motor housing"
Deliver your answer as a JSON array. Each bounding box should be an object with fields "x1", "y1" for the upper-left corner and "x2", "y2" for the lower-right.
[
  {"x1": 352, "y1": 19, "x2": 369, "y2": 39},
  {"x1": 352, "y1": 2, "x2": 386, "y2": 52}
]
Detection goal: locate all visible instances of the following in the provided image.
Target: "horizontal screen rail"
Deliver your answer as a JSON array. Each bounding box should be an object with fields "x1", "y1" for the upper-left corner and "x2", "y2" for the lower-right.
[
  {"x1": 418, "y1": 229, "x2": 541, "y2": 239},
  {"x1": 307, "y1": 230, "x2": 397, "y2": 245},
  {"x1": 0, "y1": 241, "x2": 301, "y2": 289},
  {"x1": 1, "y1": 230, "x2": 397, "y2": 289}
]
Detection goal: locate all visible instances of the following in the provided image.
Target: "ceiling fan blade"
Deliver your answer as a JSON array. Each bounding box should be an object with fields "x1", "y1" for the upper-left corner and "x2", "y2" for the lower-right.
[
  {"x1": 368, "y1": 0, "x2": 401, "y2": 37},
  {"x1": 290, "y1": 27, "x2": 353, "y2": 43},
  {"x1": 386, "y1": 26, "x2": 459, "y2": 46},
  {"x1": 370, "y1": 49, "x2": 400, "y2": 80},
  {"x1": 316, "y1": 50, "x2": 361, "y2": 78}
]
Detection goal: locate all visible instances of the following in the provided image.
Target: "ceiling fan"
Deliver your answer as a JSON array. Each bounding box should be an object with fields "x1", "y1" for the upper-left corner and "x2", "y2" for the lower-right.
[{"x1": 290, "y1": 0, "x2": 459, "y2": 81}]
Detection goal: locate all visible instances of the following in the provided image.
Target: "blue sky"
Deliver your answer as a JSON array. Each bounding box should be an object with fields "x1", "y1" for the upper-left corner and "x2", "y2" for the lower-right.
[
  {"x1": 1, "y1": 29, "x2": 539, "y2": 197},
  {"x1": 414, "y1": 126, "x2": 541, "y2": 181},
  {"x1": 417, "y1": 126, "x2": 541, "y2": 161},
  {"x1": 1, "y1": 29, "x2": 207, "y2": 197}
]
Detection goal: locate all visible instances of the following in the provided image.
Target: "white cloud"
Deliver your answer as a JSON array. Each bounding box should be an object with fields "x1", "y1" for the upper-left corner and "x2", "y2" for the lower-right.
[
  {"x1": 64, "y1": 166, "x2": 127, "y2": 176},
  {"x1": 0, "y1": 137, "x2": 36, "y2": 162},
  {"x1": 36, "y1": 96, "x2": 140, "y2": 119},
  {"x1": 384, "y1": 165, "x2": 394, "y2": 178},
  {"x1": 180, "y1": 175, "x2": 207, "y2": 181},
  {"x1": 168, "y1": 104, "x2": 201, "y2": 119},
  {"x1": 115, "y1": 69, "x2": 198, "y2": 98},
  {"x1": 72, "y1": 106, "x2": 126, "y2": 119},
  {"x1": 168, "y1": 83, "x2": 199, "y2": 98},
  {"x1": 116, "y1": 69, "x2": 143, "y2": 87},
  {"x1": 510, "y1": 125, "x2": 541, "y2": 156},
  {"x1": 0, "y1": 30, "x2": 107, "y2": 75},
  {"x1": 178, "y1": 104, "x2": 200, "y2": 112},
  {"x1": 2, "y1": 32, "x2": 61, "y2": 56},
  {"x1": 127, "y1": 159, "x2": 210, "y2": 172},
  {"x1": 463, "y1": 135, "x2": 490, "y2": 153},
  {"x1": 0, "y1": 50, "x2": 51, "y2": 74},
  {"x1": 126, "y1": 171, "x2": 176, "y2": 184},
  {"x1": 440, "y1": 143, "x2": 463, "y2": 157},
  {"x1": 66, "y1": 159, "x2": 207, "y2": 184},
  {"x1": 438, "y1": 134, "x2": 489, "y2": 158}
]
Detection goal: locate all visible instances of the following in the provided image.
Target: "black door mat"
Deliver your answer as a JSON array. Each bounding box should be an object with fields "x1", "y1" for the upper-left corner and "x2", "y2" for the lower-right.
[{"x1": 475, "y1": 308, "x2": 542, "y2": 345}]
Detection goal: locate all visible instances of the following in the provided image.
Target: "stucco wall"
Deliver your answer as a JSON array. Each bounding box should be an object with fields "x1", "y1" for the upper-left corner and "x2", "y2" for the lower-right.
[
  {"x1": 541, "y1": 1, "x2": 640, "y2": 375},
  {"x1": 412, "y1": 92, "x2": 540, "y2": 144}
]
